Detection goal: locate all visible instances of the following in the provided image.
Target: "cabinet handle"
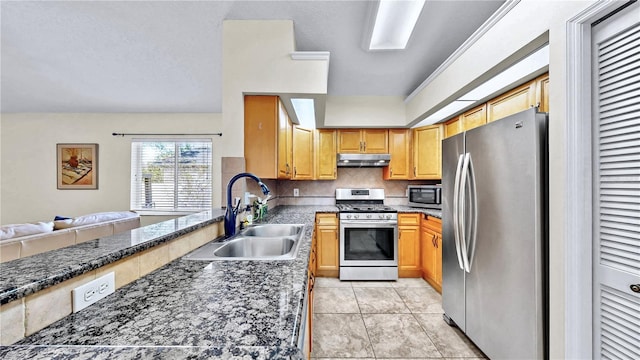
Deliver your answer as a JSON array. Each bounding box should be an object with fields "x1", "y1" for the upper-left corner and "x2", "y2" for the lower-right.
[
  {"x1": 414, "y1": 167, "x2": 417, "y2": 177},
  {"x1": 294, "y1": 167, "x2": 297, "y2": 177},
  {"x1": 435, "y1": 235, "x2": 439, "y2": 248},
  {"x1": 432, "y1": 234, "x2": 436, "y2": 247},
  {"x1": 359, "y1": 141, "x2": 363, "y2": 152},
  {"x1": 390, "y1": 168, "x2": 393, "y2": 176},
  {"x1": 363, "y1": 142, "x2": 366, "y2": 152},
  {"x1": 286, "y1": 163, "x2": 290, "y2": 175}
]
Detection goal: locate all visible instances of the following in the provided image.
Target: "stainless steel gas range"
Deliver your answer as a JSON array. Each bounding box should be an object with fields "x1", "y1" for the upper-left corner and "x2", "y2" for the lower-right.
[{"x1": 335, "y1": 188, "x2": 398, "y2": 281}]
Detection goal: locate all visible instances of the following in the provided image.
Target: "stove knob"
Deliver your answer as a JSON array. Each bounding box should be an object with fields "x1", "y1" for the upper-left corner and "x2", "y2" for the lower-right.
[
  {"x1": 346, "y1": 214, "x2": 351, "y2": 219},
  {"x1": 354, "y1": 214, "x2": 359, "y2": 219},
  {"x1": 379, "y1": 214, "x2": 385, "y2": 219},
  {"x1": 366, "y1": 214, "x2": 372, "y2": 219},
  {"x1": 386, "y1": 214, "x2": 392, "y2": 220}
]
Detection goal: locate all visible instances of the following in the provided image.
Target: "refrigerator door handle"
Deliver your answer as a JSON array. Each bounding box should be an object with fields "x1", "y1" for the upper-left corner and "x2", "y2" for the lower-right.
[
  {"x1": 466, "y1": 154, "x2": 478, "y2": 271},
  {"x1": 453, "y1": 153, "x2": 465, "y2": 270},
  {"x1": 459, "y1": 152, "x2": 471, "y2": 273}
]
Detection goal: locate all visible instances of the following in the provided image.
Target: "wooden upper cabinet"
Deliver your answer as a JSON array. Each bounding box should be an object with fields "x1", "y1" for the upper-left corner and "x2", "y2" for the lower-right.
[
  {"x1": 487, "y1": 80, "x2": 537, "y2": 123},
  {"x1": 444, "y1": 117, "x2": 462, "y2": 139},
  {"x1": 316, "y1": 129, "x2": 337, "y2": 180},
  {"x1": 245, "y1": 95, "x2": 289, "y2": 179},
  {"x1": 292, "y1": 126, "x2": 314, "y2": 180},
  {"x1": 337, "y1": 129, "x2": 388, "y2": 153},
  {"x1": 536, "y1": 73, "x2": 550, "y2": 112},
  {"x1": 362, "y1": 129, "x2": 388, "y2": 153},
  {"x1": 383, "y1": 129, "x2": 410, "y2": 180},
  {"x1": 412, "y1": 124, "x2": 443, "y2": 180},
  {"x1": 461, "y1": 104, "x2": 487, "y2": 132},
  {"x1": 277, "y1": 100, "x2": 293, "y2": 179}
]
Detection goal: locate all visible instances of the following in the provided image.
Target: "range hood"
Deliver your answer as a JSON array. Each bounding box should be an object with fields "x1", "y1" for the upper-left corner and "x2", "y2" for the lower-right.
[{"x1": 336, "y1": 153, "x2": 391, "y2": 167}]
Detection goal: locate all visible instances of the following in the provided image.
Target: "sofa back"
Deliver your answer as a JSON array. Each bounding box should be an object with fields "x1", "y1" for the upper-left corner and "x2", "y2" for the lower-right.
[{"x1": 0, "y1": 215, "x2": 140, "y2": 263}]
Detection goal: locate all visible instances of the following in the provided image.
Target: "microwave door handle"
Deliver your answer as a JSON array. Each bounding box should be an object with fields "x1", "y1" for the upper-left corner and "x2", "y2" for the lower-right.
[{"x1": 452, "y1": 154, "x2": 465, "y2": 270}]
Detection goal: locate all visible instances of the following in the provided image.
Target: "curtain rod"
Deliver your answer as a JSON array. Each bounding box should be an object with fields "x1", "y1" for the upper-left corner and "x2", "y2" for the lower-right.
[{"x1": 112, "y1": 132, "x2": 222, "y2": 137}]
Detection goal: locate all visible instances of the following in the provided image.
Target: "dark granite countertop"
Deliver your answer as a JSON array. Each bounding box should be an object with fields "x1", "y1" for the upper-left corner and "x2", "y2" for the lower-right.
[
  {"x1": 393, "y1": 206, "x2": 442, "y2": 219},
  {"x1": 0, "y1": 210, "x2": 226, "y2": 305},
  {"x1": 0, "y1": 206, "x2": 337, "y2": 359}
]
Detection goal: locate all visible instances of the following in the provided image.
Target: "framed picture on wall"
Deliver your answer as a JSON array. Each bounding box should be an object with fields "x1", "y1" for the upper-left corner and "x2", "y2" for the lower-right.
[{"x1": 57, "y1": 143, "x2": 98, "y2": 189}]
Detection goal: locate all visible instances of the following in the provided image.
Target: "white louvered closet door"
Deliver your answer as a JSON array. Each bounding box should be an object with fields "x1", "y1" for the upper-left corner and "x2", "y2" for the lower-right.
[{"x1": 592, "y1": 2, "x2": 640, "y2": 359}]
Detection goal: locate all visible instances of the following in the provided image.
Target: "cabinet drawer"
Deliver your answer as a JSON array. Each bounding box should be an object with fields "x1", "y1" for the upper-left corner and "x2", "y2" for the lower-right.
[
  {"x1": 316, "y1": 213, "x2": 338, "y2": 226},
  {"x1": 422, "y1": 216, "x2": 442, "y2": 233},
  {"x1": 398, "y1": 213, "x2": 421, "y2": 226}
]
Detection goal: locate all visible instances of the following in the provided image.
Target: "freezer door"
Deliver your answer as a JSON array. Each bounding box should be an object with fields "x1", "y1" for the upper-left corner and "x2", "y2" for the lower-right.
[
  {"x1": 463, "y1": 108, "x2": 546, "y2": 359},
  {"x1": 442, "y1": 132, "x2": 466, "y2": 331}
]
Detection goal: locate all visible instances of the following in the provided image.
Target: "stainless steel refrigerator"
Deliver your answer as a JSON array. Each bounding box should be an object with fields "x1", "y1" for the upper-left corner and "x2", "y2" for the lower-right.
[{"x1": 442, "y1": 108, "x2": 548, "y2": 359}]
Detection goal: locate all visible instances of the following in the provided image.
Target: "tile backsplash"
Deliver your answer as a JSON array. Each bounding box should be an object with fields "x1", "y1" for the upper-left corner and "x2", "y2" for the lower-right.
[{"x1": 244, "y1": 167, "x2": 438, "y2": 207}]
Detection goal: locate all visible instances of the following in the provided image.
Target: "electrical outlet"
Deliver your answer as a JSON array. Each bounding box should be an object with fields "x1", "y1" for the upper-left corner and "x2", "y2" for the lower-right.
[
  {"x1": 293, "y1": 188, "x2": 299, "y2": 197},
  {"x1": 72, "y1": 272, "x2": 115, "y2": 312}
]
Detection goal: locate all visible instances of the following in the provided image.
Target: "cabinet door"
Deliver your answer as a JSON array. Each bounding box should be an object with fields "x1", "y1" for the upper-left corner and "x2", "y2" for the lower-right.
[
  {"x1": 277, "y1": 100, "x2": 292, "y2": 179},
  {"x1": 536, "y1": 73, "x2": 550, "y2": 112},
  {"x1": 435, "y1": 233, "x2": 442, "y2": 289},
  {"x1": 316, "y1": 226, "x2": 339, "y2": 275},
  {"x1": 420, "y1": 223, "x2": 431, "y2": 276},
  {"x1": 337, "y1": 129, "x2": 363, "y2": 153},
  {"x1": 398, "y1": 226, "x2": 421, "y2": 277},
  {"x1": 461, "y1": 104, "x2": 487, "y2": 132},
  {"x1": 292, "y1": 126, "x2": 314, "y2": 180},
  {"x1": 362, "y1": 129, "x2": 388, "y2": 153},
  {"x1": 412, "y1": 125, "x2": 443, "y2": 179},
  {"x1": 316, "y1": 214, "x2": 339, "y2": 277},
  {"x1": 444, "y1": 117, "x2": 462, "y2": 139},
  {"x1": 487, "y1": 80, "x2": 537, "y2": 122},
  {"x1": 384, "y1": 129, "x2": 410, "y2": 180},
  {"x1": 244, "y1": 95, "x2": 278, "y2": 178},
  {"x1": 316, "y1": 129, "x2": 336, "y2": 180}
]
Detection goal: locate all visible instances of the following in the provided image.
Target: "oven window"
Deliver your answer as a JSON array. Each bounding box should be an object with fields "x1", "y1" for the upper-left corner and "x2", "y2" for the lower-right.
[{"x1": 343, "y1": 227, "x2": 395, "y2": 261}]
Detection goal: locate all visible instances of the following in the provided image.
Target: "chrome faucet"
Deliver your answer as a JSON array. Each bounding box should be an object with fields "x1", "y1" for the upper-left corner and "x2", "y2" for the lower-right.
[{"x1": 224, "y1": 172, "x2": 270, "y2": 238}]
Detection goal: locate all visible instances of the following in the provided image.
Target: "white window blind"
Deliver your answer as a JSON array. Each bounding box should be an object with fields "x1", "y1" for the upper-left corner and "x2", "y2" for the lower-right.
[{"x1": 130, "y1": 139, "x2": 212, "y2": 212}]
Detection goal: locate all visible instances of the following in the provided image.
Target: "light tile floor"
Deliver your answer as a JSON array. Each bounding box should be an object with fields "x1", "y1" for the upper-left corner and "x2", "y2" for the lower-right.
[{"x1": 311, "y1": 277, "x2": 486, "y2": 359}]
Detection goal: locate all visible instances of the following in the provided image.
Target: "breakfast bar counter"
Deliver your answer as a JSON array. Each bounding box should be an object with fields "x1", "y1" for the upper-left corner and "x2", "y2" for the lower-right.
[{"x1": 0, "y1": 206, "x2": 337, "y2": 359}]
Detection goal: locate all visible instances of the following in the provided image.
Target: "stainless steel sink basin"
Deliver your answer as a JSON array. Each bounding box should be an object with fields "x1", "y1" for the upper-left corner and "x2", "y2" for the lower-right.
[
  {"x1": 214, "y1": 237, "x2": 295, "y2": 257},
  {"x1": 183, "y1": 224, "x2": 304, "y2": 261},
  {"x1": 240, "y1": 224, "x2": 304, "y2": 237}
]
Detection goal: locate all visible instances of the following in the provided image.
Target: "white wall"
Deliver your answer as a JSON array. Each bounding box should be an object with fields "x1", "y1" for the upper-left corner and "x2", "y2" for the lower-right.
[
  {"x1": 221, "y1": 20, "x2": 329, "y2": 158},
  {"x1": 404, "y1": 1, "x2": 597, "y2": 358},
  {"x1": 0, "y1": 113, "x2": 222, "y2": 224},
  {"x1": 324, "y1": 96, "x2": 406, "y2": 128}
]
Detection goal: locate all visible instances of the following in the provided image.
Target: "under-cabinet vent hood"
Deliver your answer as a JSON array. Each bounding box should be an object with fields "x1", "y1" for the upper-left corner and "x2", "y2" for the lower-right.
[{"x1": 337, "y1": 153, "x2": 391, "y2": 167}]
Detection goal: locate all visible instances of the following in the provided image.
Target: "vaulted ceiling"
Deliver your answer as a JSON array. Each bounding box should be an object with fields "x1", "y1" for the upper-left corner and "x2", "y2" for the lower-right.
[{"x1": 1, "y1": 1, "x2": 504, "y2": 113}]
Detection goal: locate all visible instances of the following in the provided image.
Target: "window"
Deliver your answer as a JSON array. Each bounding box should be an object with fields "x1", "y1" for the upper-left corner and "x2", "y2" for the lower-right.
[{"x1": 131, "y1": 139, "x2": 212, "y2": 212}]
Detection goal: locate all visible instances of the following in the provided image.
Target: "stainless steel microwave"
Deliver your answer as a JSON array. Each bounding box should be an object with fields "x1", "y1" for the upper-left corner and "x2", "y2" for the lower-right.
[{"x1": 407, "y1": 185, "x2": 442, "y2": 209}]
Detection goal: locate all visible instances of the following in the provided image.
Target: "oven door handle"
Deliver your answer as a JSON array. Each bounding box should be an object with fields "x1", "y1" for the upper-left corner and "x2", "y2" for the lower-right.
[{"x1": 339, "y1": 220, "x2": 398, "y2": 226}]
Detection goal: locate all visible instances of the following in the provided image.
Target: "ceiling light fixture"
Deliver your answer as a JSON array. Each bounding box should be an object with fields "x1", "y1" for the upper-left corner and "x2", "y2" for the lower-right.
[
  {"x1": 369, "y1": 0, "x2": 426, "y2": 50},
  {"x1": 291, "y1": 98, "x2": 316, "y2": 129}
]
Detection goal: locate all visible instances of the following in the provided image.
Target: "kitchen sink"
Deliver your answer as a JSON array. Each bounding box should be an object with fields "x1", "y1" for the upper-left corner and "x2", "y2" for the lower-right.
[
  {"x1": 214, "y1": 237, "x2": 295, "y2": 257},
  {"x1": 183, "y1": 224, "x2": 304, "y2": 261},
  {"x1": 240, "y1": 224, "x2": 304, "y2": 237}
]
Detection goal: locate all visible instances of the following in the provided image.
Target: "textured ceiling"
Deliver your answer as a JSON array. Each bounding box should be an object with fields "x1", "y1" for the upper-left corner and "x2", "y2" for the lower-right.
[{"x1": 1, "y1": 0, "x2": 504, "y2": 113}]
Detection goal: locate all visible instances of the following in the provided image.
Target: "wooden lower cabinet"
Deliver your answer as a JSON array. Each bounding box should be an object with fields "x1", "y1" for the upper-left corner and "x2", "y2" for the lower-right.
[
  {"x1": 421, "y1": 215, "x2": 442, "y2": 292},
  {"x1": 398, "y1": 213, "x2": 421, "y2": 277},
  {"x1": 315, "y1": 213, "x2": 339, "y2": 277},
  {"x1": 304, "y1": 239, "x2": 316, "y2": 358}
]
